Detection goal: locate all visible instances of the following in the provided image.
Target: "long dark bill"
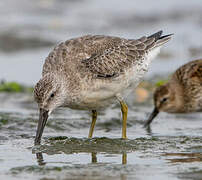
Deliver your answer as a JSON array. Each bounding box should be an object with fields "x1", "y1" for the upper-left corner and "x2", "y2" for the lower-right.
[
  {"x1": 144, "y1": 107, "x2": 159, "y2": 128},
  {"x1": 34, "y1": 108, "x2": 49, "y2": 145}
]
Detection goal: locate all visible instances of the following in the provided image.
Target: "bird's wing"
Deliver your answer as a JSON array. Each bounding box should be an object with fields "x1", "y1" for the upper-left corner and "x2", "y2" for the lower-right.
[
  {"x1": 81, "y1": 31, "x2": 172, "y2": 78},
  {"x1": 81, "y1": 39, "x2": 145, "y2": 78}
]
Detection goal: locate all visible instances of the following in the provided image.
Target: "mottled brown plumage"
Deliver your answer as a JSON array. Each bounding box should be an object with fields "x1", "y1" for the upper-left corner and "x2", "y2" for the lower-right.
[
  {"x1": 34, "y1": 31, "x2": 172, "y2": 144},
  {"x1": 42, "y1": 32, "x2": 171, "y2": 80},
  {"x1": 145, "y1": 59, "x2": 202, "y2": 127}
]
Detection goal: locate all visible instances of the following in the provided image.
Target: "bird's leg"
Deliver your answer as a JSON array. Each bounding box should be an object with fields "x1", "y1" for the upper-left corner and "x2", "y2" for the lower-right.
[
  {"x1": 120, "y1": 101, "x2": 128, "y2": 139},
  {"x1": 88, "y1": 110, "x2": 97, "y2": 138},
  {"x1": 91, "y1": 152, "x2": 97, "y2": 163},
  {"x1": 122, "y1": 152, "x2": 127, "y2": 164}
]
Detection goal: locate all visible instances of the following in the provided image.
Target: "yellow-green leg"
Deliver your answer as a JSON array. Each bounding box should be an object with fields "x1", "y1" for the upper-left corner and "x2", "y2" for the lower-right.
[
  {"x1": 122, "y1": 152, "x2": 127, "y2": 164},
  {"x1": 120, "y1": 101, "x2": 128, "y2": 139},
  {"x1": 88, "y1": 110, "x2": 97, "y2": 138}
]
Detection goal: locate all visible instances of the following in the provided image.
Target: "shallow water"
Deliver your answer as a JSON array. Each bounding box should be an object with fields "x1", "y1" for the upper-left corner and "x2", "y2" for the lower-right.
[
  {"x1": 1, "y1": 0, "x2": 202, "y2": 179},
  {"x1": 1, "y1": 93, "x2": 202, "y2": 180}
]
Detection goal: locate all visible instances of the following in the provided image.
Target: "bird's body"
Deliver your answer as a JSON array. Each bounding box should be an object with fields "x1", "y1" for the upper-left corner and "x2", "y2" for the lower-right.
[
  {"x1": 34, "y1": 31, "x2": 172, "y2": 145},
  {"x1": 39, "y1": 34, "x2": 166, "y2": 110},
  {"x1": 145, "y1": 59, "x2": 202, "y2": 127},
  {"x1": 172, "y1": 59, "x2": 202, "y2": 112}
]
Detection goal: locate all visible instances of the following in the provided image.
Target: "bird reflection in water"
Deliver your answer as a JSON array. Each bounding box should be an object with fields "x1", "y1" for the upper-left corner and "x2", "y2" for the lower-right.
[
  {"x1": 35, "y1": 152, "x2": 127, "y2": 165},
  {"x1": 35, "y1": 152, "x2": 128, "y2": 180},
  {"x1": 36, "y1": 152, "x2": 46, "y2": 166},
  {"x1": 90, "y1": 152, "x2": 127, "y2": 165},
  {"x1": 91, "y1": 152, "x2": 97, "y2": 163},
  {"x1": 145, "y1": 125, "x2": 153, "y2": 136}
]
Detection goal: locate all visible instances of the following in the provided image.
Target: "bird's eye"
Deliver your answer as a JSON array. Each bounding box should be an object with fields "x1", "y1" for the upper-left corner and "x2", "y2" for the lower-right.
[
  {"x1": 50, "y1": 93, "x2": 55, "y2": 98},
  {"x1": 161, "y1": 97, "x2": 167, "y2": 103}
]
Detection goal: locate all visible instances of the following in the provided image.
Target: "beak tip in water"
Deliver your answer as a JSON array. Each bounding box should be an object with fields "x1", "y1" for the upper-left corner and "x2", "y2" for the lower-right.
[
  {"x1": 143, "y1": 107, "x2": 159, "y2": 128},
  {"x1": 34, "y1": 139, "x2": 41, "y2": 146},
  {"x1": 35, "y1": 108, "x2": 49, "y2": 146},
  {"x1": 143, "y1": 121, "x2": 150, "y2": 128}
]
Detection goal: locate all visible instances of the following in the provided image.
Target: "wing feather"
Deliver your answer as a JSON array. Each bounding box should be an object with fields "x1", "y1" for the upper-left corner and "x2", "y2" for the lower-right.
[{"x1": 81, "y1": 39, "x2": 149, "y2": 78}]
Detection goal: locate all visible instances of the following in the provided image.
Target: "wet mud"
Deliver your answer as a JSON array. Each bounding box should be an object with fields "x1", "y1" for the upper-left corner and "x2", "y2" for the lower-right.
[{"x1": 1, "y1": 92, "x2": 202, "y2": 180}]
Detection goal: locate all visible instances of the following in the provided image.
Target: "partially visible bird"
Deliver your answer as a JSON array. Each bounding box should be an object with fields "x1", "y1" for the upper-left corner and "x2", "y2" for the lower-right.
[
  {"x1": 144, "y1": 59, "x2": 202, "y2": 127},
  {"x1": 34, "y1": 31, "x2": 172, "y2": 145}
]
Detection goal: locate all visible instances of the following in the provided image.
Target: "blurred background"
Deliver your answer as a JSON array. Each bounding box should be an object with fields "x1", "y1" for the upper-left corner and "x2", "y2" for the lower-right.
[
  {"x1": 1, "y1": 1, "x2": 202, "y2": 179},
  {"x1": 1, "y1": 0, "x2": 202, "y2": 86}
]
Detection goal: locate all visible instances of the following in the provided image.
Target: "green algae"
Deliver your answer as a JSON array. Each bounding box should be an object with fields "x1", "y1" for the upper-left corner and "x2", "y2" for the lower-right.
[
  {"x1": 0, "y1": 81, "x2": 33, "y2": 93},
  {"x1": 155, "y1": 80, "x2": 168, "y2": 87},
  {"x1": 0, "y1": 113, "x2": 10, "y2": 127},
  {"x1": 48, "y1": 136, "x2": 69, "y2": 141},
  {"x1": 32, "y1": 136, "x2": 193, "y2": 156},
  {"x1": 0, "y1": 118, "x2": 8, "y2": 125}
]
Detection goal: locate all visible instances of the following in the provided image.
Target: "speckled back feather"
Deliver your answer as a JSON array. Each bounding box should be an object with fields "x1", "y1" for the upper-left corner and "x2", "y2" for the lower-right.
[
  {"x1": 174, "y1": 59, "x2": 202, "y2": 86},
  {"x1": 81, "y1": 31, "x2": 171, "y2": 78},
  {"x1": 173, "y1": 59, "x2": 202, "y2": 109},
  {"x1": 42, "y1": 31, "x2": 172, "y2": 79}
]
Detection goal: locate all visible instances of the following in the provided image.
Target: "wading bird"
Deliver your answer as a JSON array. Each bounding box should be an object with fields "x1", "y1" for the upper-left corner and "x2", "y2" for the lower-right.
[
  {"x1": 144, "y1": 59, "x2": 202, "y2": 127},
  {"x1": 34, "y1": 31, "x2": 172, "y2": 145}
]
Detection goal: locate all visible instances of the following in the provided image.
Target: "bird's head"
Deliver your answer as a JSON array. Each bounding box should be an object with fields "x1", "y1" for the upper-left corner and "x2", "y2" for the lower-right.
[
  {"x1": 144, "y1": 83, "x2": 177, "y2": 127},
  {"x1": 34, "y1": 74, "x2": 66, "y2": 145}
]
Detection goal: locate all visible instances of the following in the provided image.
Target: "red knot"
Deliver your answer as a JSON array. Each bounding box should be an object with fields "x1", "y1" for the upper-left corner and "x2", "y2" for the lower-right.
[
  {"x1": 145, "y1": 59, "x2": 202, "y2": 127},
  {"x1": 34, "y1": 31, "x2": 172, "y2": 145}
]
